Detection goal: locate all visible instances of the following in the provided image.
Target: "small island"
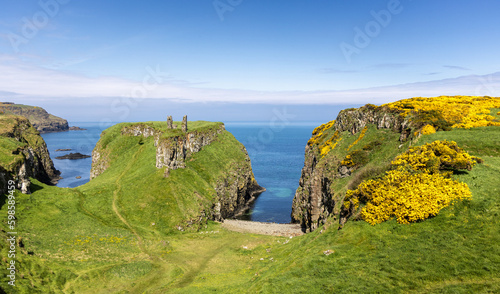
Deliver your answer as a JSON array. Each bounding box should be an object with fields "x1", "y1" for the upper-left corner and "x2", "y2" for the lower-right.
[
  {"x1": 55, "y1": 148, "x2": 72, "y2": 152},
  {"x1": 69, "y1": 126, "x2": 86, "y2": 131},
  {"x1": 55, "y1": 152, "x2": 91, "y2": 160}
]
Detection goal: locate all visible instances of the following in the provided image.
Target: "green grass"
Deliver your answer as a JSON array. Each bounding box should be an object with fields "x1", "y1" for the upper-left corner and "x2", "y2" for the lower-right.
[
  {"x1": 0, "y1": 115, "x2": 47, "y2": 169},
  {"x1": 0, "y1": 121, "x2": 499, "y2": 293},
  {"x1": 0, "y1": 103, "x2": 67, "y2": 128}
]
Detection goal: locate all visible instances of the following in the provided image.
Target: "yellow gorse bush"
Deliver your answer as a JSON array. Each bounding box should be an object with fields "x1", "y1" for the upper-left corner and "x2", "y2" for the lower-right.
[
  {"x1": 308, "y1": 120, "x2": 335, "y2": 145},
  {"x1": 320, "y1": 131, "x2": 341, "y2": 156},
  {"x1": 343, "y1": 140, "x2": 479, "y2": 225},
  {"x1": 384, "y1": 96, "x2": 500, "y2": 129},
  {"x1": 349, "y1": 169, "x2": 471, "y2": 225},
  {"x1": 392, "y1": 140, "x2": 481, "y2": 174},
  {"x1": 420, "y1": 124, "x2": 436, "y2": 135},
  {"x1": 341, "y1": 154, "x2": 354, "y2": 167},
  {"x1": 347, "y1": 126, "x2": 368, "y2": 151}
]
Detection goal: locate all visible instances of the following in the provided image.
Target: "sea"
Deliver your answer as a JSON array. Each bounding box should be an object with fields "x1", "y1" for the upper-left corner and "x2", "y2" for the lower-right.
[{"x1": 41, "y1": 122, "x2": 318, "y2": 224}]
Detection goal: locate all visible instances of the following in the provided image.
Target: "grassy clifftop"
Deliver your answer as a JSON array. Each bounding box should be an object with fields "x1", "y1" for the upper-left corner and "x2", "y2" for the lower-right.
[{"x1": 0, "y1": 103, "x2": 68, "y2": 133}]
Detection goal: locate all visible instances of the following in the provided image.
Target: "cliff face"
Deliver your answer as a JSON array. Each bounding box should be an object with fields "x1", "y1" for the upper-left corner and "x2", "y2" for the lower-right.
[
  {"x1": 0, "y1": 103, "x2": 69, "y2": 133},
  {"x1": 0, "y1": 115, "x2": 61, "y2": 194},
  {"x1": 292, "y1": 105, "x2": 411, "y2": 232},
  {"x1": 291, "y1": 144, "x2": 335, "y2": 232},
  {"x1": 90, "y1": 122, "x2": 264, "y2": 220},
  {"x1": 213, "y1": 155, "x2": 265, "y2": 220},
  {"x1": 333, "y1": 105, "x2": 413, "y2": 141}
]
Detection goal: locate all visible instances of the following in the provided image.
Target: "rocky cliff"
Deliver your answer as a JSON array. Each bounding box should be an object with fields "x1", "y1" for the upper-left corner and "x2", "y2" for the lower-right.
[
  {"x1": 0, "y1": 103, "x2": 69, "y2": 133},
  {"x1": 213, "y1": 155, "x2": 265, "y2": 220},
  {"x1": 292, "y1": 104, "x2": 413, "y2": 232},
  {"x1": 90, "y1": 121, "x2": 264, "y2": 220},
  {"x1": 333, "y1": 104, "x2": 413, "y2": 141},
  {"x1": 0, "y1": 115, "x2": 61, "y2": 194}
]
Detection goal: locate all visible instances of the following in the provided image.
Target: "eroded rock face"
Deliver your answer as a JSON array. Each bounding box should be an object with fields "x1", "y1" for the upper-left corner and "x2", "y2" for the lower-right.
[
  {"x1": 213, "y1": 157, "x2": 266, "y2": 221},
  {"x1": 334, "y1": 105, "x2": 412, "y2": 141},
  {"x1": 0, "y1": 116, "x2": 61, "y2": 194},
  {"x1": 291, "y1": 145, "x2": 335, "y2": 232},
  {"x1": 292, "y1": 105, "x2": 412, "y2": 232}
]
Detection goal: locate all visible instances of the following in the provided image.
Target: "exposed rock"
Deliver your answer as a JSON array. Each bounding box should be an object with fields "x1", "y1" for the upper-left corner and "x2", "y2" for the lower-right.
[
  {"x1": 334, "y1": 105, "x2": 412, "y2": 142},
  {"x1": 69, "y1": 126, "x2": 86, "y2": 131},
  {"x1": 90, "y1": 143, "x2": 110, "y2": 180},
  {"x1": 155, "y1": 125, "x2": 225, "y2": 172},
  {"x1": 338, "y1": 165, "x2": 352, "y2": 178},
  {"x1": 182, "y1": 115, "x2": 188, "y2": 132},
  {"x1": 55, "y1": 153, "x2": 91, "y2": 160},
  {"x1": 0, "y1": 103, "x2": 69, "y2": 133},
  {"x1": 167, "y1": 116, "x2": 173, "y2": 129},
  {"x1": 56, "y1": 148, "x2": 72, "y2": 151},
  {"x1": 212, "y1": 156, "x2": 266, "y2": 221},
  {"x1": 291, "y1": 144, "x2": 335, "y2": 232},
  {"x1": 0, "y1": 115, "x2": 61, "y2": 194}
]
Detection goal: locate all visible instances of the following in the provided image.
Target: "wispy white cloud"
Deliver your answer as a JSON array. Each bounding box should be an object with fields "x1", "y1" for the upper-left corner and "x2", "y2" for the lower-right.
[{"x1": 1, "y1": 55, "x2": 499, "y2": 105}]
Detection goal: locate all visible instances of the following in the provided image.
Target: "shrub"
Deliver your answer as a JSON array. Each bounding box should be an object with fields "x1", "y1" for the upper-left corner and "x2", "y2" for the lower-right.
[
  {"x1": 341, "y1": 150, "x2": 369, "y2": 168},
  {"x1": 411, "y1": 109, "x2": 453, "y2": 131},
  {"x1": 308, "y1": 120, "x2": 335, "y2": 145},
  {"x1": 342, "y1": 140, "x2": 480, "y2": 225},
  {"x1": 362, "y1": 140, "x2": 382, "y2": 151},
  {"x1": 347, "y1": 126, "x2": 368, "y2": 151},
  {"x1": 345, "y1": 169, "x2": 471, "y2": 225},
  {"x1": 385, "y1": 96, "x2": 500, "y2": 129},
  {"x1": 392, "y1": 140, "x2": 482, "y2": 174},
  {"x1": 420, "y1": 124, "x2": 436, "y2": 135},
  {"x1": 320, "y1": 131, "x2": 341, "y2": 156}
]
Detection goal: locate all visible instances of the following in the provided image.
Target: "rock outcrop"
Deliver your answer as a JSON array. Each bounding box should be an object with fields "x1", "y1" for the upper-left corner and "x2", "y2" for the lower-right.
[
  {"x1": 0, "y1": 103, "x2": 69, "y2": 133},
  {"x1": 167, "y1": 116, "x2": 173, "y2": 129},
  {"x1": 212, "y1": 156, "x2": 266, "y2": 220},
  {"x1": 0, "y1": 115, "x2": 61, "y2": 195},
  {"x1": 333, "y1": 104, "x2": 413, "y2": 142},
  {"x1": 55, "y1": 153, "x2": 91, "y2": 160},
  {"x1": 291, "y1": 144, "x2": 336, "y2": 232},
  {"x1": 181, "y1": 115, "x2": 188, "y2": 132},
  {"x1": 292, "y1": 104, "x2": 413, "y2": 232},
  {"x1": 155, "y1": 125, "x2": 224, "y2": 171}
]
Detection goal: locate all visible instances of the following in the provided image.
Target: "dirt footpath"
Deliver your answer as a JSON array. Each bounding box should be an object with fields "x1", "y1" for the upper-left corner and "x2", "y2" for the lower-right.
[{"x1": 221, "y1": 219, "x2": 304, "y2": 237}]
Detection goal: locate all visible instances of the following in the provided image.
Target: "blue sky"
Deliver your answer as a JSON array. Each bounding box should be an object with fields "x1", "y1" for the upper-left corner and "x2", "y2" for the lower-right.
[{"x1": 1, "y1": 0, "x2": 499, "y2": 122}]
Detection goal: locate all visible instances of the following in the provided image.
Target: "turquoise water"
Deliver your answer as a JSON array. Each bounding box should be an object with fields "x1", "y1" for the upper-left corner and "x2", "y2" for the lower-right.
[{"x1": 42, "y1": 122, "x2": 317, "y2": 223}]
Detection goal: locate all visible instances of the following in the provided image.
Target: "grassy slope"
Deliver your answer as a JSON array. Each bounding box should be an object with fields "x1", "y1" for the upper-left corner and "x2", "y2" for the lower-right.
[
  {"x1": 0, "y1": 104, "x2": 67, "y2": 128},
  {"x1": 0, "y1": 121, "x2": 277, "y2": 293},
  {"x1": 1, "y1": 122, "x2": 499, "y2": 293},
  {"x1": 0, "y1": 114, "x2": 47, "y2": 170},
  {"x1": 235, "y1": 126, "x2": 500, "y2": 293}
]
